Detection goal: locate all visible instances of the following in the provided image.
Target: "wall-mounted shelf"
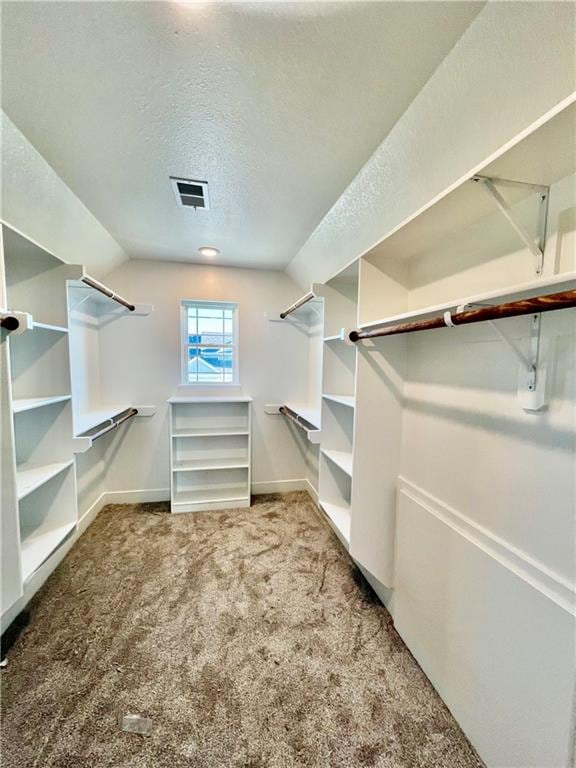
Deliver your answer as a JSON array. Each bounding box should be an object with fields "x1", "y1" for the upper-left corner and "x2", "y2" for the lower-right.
[
  {"x1": 12, "y1": 395, "x2": 71, "y2": 414},
  {"x1": 359, "y1": 271, "x2": 576, "y2": 332},
  {"x1": 283, "y1": 402, "x2": 321, "y2": 429},
  {"x1": 74, "y1": 405, "x2": 132, "y2": 436},
  {"x1": 73, "y1": 406, "x2": 155, "y2": 453},
  {"x1": 67, "y1": 275, "x2": 152, "y2": 317},
  {"x1": 16, "y1": 460, "x2": 74, "y2": 501}
]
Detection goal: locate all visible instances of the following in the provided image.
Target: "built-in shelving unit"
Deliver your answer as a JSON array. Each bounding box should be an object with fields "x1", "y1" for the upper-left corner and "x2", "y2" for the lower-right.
[
  {"x1": 1, "y1": 224, "x2": 79, "y2": 616},
  {"x1": 317, "y1": 262, "x2": 358, "y2": 547},
  {"x1": 168, "y1": 397, "x2": 252, "y2": 513}
]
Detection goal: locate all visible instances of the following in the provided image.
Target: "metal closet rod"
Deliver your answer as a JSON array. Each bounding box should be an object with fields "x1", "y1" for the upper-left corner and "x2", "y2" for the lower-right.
[
  {"x1": 280, "y1": 292, "x2": 315, "y2": 319},
  {"x1": 82, "y1": 276, "x2": 135, "y2": 312},
  {"x1": 90, "y1": 408, "x2": 138, "y2": 442},
  {"x1": 0, "y1": 316, "x2": 19, "y2": 331},
  {"x1": 279, "y1": 406, "x2": 317, "y2": 433},
  {"x1": 349, "y1": 289, "x2": 576, "y2": 342}
]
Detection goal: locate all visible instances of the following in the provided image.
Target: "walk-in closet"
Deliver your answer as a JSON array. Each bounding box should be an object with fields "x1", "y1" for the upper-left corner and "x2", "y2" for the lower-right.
[{"x1": 1, "y1": 3, "x2": 575, "y2": 767}]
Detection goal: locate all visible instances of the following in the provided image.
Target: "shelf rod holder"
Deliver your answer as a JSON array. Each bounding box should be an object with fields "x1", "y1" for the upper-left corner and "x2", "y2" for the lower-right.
[
  {"x1": 472, "y1": 176, "x2": 549, "y2": 276},
  {"x1": 0, "y1": 316, "x2": 20, "y2": 332},
  {"x1": 280, "y1": 292, "x2": 315, "y2": 319},
  {"x1": 81, "y1": 276, "x2": 136, "y2": 312}
]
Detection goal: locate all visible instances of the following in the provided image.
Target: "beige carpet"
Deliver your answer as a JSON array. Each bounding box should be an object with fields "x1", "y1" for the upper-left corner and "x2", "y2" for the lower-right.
[{"x1": 1, "y1": 492, "x2": 484, "y2": 768}]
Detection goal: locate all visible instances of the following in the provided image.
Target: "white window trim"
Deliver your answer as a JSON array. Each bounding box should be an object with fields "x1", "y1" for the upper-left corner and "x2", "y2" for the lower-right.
[{"x1": 180, "y1": 300, "x2": 240, "y2": 386}]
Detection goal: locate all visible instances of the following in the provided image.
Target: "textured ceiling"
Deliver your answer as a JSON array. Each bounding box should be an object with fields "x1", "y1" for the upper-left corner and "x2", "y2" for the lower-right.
[{"x1": 1, "y1": 1, "x2": 482, "y2": 270}]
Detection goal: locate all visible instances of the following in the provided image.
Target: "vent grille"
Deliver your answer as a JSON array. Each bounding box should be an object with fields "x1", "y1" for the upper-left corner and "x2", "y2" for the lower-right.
[{"x1": 170, "y1": 177, "x2": 210, "y2": 210}]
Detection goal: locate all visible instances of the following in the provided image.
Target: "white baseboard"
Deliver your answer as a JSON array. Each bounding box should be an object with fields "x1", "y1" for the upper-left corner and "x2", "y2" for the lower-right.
[
  {"x1": 77, "y1": 492, "x2": 107, "y2": 536},
  {"x1": 103, "y1": 488, "x2": 171, "y2": 505},
  {"x1": 304, "y1": 478, "x2": 319, "y2": 504},
  {"x1": 251, "y1": 479, "x2": 309, "y2": 495}
]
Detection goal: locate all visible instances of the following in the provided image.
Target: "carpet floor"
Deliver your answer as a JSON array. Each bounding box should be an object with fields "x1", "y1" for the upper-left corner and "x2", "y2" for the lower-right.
[{"x1": 1, "y1": 492, "x2": 484, "y2": 768}]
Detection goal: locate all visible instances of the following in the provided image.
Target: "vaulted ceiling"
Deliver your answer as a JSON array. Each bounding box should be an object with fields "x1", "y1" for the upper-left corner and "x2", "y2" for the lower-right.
[{"x1": 1, "y1": 1, "x2": 483, "y2": 269}]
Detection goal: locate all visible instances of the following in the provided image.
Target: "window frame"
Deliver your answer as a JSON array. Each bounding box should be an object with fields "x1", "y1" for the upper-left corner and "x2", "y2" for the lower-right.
[{"x1": 180, "y1": 299, "x2": 239, "y2": 387}]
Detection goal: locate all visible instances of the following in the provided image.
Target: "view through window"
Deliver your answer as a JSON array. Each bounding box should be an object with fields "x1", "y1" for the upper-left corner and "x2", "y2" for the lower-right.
[{"x1": 181, "y1": 300, "x2": 238, "y2": 384}]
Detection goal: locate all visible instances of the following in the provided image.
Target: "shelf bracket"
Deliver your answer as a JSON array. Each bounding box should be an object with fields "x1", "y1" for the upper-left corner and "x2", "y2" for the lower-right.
[
  {"x1": 456, "y1": 303, "x2": 548, "y2": 412},
  {"x1": 472, "y1": 176, "x2": 549, "y2": 277}
]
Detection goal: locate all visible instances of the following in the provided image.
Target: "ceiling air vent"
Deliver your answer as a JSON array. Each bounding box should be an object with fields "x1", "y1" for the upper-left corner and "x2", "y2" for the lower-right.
[{"x1": 170, "y1": 177, "x2": 210, "y2": 210}]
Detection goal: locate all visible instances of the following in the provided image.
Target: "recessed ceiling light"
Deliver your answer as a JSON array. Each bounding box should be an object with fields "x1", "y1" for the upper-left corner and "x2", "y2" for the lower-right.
[{"x1": 198, "y1": 246, "x2": 220, "y2": 258}]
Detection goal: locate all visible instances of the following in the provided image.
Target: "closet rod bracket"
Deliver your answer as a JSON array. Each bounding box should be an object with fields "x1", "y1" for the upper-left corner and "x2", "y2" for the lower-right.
[
  {"x1": 0, "y1": 309, "x2": 33, "y2": 337},
  {"x1": 471, "y1": 175, "x2": 549, "y2": 276}
]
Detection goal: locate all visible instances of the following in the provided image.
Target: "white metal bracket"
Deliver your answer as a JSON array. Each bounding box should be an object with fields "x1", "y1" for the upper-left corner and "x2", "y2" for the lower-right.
[
  {"x1": 518, "y1": 314, "x2": 550, "y2": 412},
  {"x1": 471, "y1": 175, "x2": 549, "y2": 276},
  {"x1": 456, "y1": 303, "x2": 549, "y2": 412}
]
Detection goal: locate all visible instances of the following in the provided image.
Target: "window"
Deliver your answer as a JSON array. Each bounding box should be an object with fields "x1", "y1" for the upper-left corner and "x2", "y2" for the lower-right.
[{"x1": 181, "y1": 300, "x2": 238, "y2": 385}]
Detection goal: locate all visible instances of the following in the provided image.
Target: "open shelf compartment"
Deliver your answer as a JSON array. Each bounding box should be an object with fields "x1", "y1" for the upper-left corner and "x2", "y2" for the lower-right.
[
  {"x1": 18, "y1": 462, "x2": 77, "y2": 581},
  {"x1": 171, "y1": 467, "x2": 250, "y2": 513}
]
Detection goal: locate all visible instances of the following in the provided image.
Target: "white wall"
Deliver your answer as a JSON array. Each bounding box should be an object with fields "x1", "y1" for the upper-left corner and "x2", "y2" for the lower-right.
[
  {"x1": 287, "y1": 2, "x2": 576, "y2": 287},
  {"x1": 95, "y1": 258, "x2": 311, "y2": 497},
  {"x1": 1, "y1": 111, "x2": 127, "y2": 278}
]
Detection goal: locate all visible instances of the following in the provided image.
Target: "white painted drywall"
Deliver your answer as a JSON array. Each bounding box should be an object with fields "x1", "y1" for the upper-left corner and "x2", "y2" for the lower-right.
[
  {"x1": 94, "y1": 258, "x2": 311, "y2": 497},
  {"x1": 1, "y1": 111, "x2": 127, "y2": 278},
  {"x1": 287, "y1": 2, "x2": 576, "y2": 287}
]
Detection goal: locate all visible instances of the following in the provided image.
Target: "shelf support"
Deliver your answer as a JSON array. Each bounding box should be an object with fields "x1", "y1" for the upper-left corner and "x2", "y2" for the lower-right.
[
  {"x1": 472, "y1": 176, "x2": 549, "y2": 276},
  {"x1": 459, "y1": 305, "x2": 546, "y2": 412}
]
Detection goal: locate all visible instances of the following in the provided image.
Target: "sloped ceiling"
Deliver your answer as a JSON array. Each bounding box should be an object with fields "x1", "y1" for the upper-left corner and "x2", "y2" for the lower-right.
[{"x1": 1, "y1": 1, "x2": 483, "y2": 269}]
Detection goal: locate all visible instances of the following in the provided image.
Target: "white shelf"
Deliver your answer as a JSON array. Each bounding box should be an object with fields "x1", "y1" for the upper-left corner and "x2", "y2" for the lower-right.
[
  {"x1": 20, "y1": 522, "x2": 76, "y2": 581},
  {"x1": 284, "y1": 402, "x2": 321, "y2": 429},
  {"x1": 74, "y1": 405, "x2": 131, "y2": 435},
  {"x1": 173, "y1": 459, "x2": 249, "y2": 472},
  {"x1": 319, "y1": 499, "x2": 351, "y2": 544},
  {"x1": 13, "y1": 395, "x2": 71, "y2": 413},
  {"x1": 168, "y1": 396, "x2": 253, "y2": 404},
  {"x1": 32, "y1": 321, "x2": 69, "y2": 333},
  {"x1": 173, "y1": 427, "x2": 250, "y2": 438},
  {"x1": 359, "y1": 271, "x2": 576, "y2": 332},
  {"x1": 172, "y1": 486, "x2": 249, "y2": 506},
  {"x1": 16, "y1": 460, "x2": 74, "y2": 501},
  {"x1": 322, "y1": 449, "x2": 353, "y2": 477},
  {"x1": 322, "y1": 394, "x2": 355, "y2": 408}
]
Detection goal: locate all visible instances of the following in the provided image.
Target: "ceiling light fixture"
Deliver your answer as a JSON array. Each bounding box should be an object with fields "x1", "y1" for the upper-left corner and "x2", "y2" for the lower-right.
[{"x1": 198, "y1": 246, "x2": 220, "y2": 258}]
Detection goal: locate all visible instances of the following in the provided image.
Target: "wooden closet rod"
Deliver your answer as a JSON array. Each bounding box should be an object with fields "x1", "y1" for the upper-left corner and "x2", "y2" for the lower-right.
[
  {"x1": 280, "y1": 292, "x2": 315, "y2": 319},
  {"x1": 279, "y1": 406, "x2": 317, "y2": 432},
  {"x1": 91, "y1": 408, "x2": 138, "y2": 442},
  {"x1": 349, "y1": 289, "x2": 576, "y2": 342},
  {"x1": 0, "y1": 316, "x2": 20, "y2": 331},
  {"x1": 82, "y1": 276, "x2": 135, "y2": 312}
]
